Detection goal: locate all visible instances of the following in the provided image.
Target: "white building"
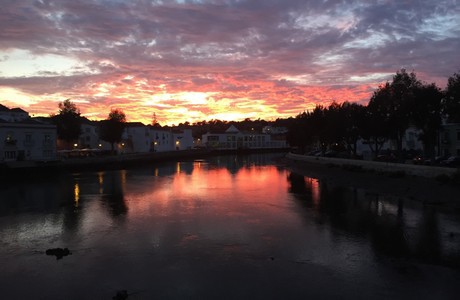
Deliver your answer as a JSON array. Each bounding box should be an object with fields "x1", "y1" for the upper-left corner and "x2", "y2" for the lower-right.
[
  {"x1": 262, "y1": 126, "x2": 288, "y2": 135},
  {"x1": 172, "y1": 129, "x2": 193, "y2": 151},
  {"x1": 121, "y1": 123, "x2": 193, "y2": 153},
  {"x1": 202, "y1": 125, "x2": 287, "y2": 150},
  {"x1": 0, "y1": 104, "x2": 29, "y2": 122},
  {"x1": 150, "y1": 127, "x2": 174, "y2": 152},
  {"x1": 356, "y1": 126, "x2": 425, "y2": 159},
  {"x1": 78, "y1": 118, "x2": 105, "y2": 149},
  {"x1": 72, "y1": 120, "x2": 194, "y2": 154},
  {"x1": 0, "y1": 107, "x2": 57, "y2": 161},
  {"x1": 122, "y1": 122, "x2": 152, "y2": 153},
  {"x1": 439, "y1": 123, "x2": 460, "y2": 157}
]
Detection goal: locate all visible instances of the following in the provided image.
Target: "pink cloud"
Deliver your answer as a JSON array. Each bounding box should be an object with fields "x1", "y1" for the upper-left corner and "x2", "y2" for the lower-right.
[{"x1": 0, "y1": 0, "x2": 458, "y2": 125}]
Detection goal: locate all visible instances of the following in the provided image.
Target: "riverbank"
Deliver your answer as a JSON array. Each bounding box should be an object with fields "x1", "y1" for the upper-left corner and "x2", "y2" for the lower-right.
[
  {"x1": 0, "y1": 149, "x2": 211, "y2": 179},
  {"x1": 284, "y1": 153, "x2": 460, "y2": 211},
  {"x1": 0, "y1": 148, "x2": 290, "y2": 179}
]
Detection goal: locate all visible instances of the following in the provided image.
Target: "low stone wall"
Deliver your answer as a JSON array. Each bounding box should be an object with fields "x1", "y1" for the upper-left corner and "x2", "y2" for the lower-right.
[{"x1": 286, "y1": 153, "x2": 457, "y2": 178}]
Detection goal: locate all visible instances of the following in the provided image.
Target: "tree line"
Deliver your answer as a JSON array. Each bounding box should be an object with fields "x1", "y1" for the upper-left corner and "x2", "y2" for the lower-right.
[
  {"x1": 49, "y1": 69, "x2": 460, "y2": 158},
  {"x1": 286, "y1": 69, "x2": 460, "y2": 160}
]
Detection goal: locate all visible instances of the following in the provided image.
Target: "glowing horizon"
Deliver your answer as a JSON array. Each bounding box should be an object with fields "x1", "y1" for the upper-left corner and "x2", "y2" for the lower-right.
[{"x1": 1, "y1": 1, "x2": 458, "y2": 126}]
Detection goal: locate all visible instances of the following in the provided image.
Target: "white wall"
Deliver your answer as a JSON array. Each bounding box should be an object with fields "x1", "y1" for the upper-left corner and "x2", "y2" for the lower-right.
[{"x1": 0, "y1": 122, "x2": 57, "y2": 161}]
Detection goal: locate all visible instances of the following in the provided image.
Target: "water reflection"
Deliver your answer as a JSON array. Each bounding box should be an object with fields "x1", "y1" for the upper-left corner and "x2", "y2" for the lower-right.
[
  {"x1": 286, "y1": 171, "x2": 458, "y2": 267},
  {"x1": 100, "y1": 170, "x2": 128, "y2": 218},
  {"x1": 0, "y1": 153, "x2": 459, "y2": 299}
]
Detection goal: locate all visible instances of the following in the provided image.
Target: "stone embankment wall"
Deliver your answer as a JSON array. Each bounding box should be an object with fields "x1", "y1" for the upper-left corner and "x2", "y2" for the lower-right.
[{"x1": 286, "y1": 153, "x2": 457, "y2": 178}]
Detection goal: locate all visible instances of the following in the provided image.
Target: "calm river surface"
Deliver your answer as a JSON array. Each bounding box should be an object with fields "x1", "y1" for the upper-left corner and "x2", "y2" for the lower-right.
[{"x1": 1, "y1": 153, "x2": 459, "y2": 299}]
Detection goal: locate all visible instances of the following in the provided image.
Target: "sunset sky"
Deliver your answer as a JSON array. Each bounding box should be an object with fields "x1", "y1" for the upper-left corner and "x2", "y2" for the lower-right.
[{"x1": 1, "y1": 0, "x2": 459, "y2": 125}]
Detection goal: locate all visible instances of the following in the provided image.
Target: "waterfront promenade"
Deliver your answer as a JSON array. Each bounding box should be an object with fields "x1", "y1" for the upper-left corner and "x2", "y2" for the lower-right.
[{"x1": 285, "y1": 153, "x2": 460, "y2": 210}]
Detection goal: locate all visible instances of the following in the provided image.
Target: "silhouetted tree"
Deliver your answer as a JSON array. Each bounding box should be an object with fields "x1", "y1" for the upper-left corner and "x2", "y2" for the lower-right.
[
  {"x1": 151, "y1": 112, "x2": 161, "y2": 127},
  {"x1": 388, "y1": 69, "x2": 421, "y2": 159},
  {"x1": 341, "y1": 102, "x2": 366, "y2": 156},
  {"x1": 309, "y1": 105, "x2": 329, "y2": 152},
  {"x1": 287, "y1": 112, "x2": 312, "y2": 152},
  {"x1": 412, "y1": 83, "x2": 443, "y2": 158},
  {"x1": 51, "y1": 99, "x2": 82, "y2": 149},
  {"x1": 99, "y1": 108, "x2": 127, "y2": 153},
  {"x1": 365, "y1": 70, "x2": 421, "y2": 159},
  {"x1": 323, "y1": 102, "x2": 347, "y2": 150},
  {"x1": 363, "y1": 84, "x2": 392, "y2": 158},
  {"x1": 443, "y1": 71, "x2": 460, "y2": 122}
]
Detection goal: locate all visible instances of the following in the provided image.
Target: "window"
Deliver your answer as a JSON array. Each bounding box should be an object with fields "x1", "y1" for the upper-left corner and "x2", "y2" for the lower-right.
[
  {"x1": 85, "y1": 128, "x2": 90, "y2": 133},
  {"x1": 43, "y1": 150, "x2": 53, "y2": 157},
  {"x1": 24, "y1": 134, "x2": 33, "y2": 146},
  {"x1": 43, "y1": 134, "x2": 52, "y2": 146}
]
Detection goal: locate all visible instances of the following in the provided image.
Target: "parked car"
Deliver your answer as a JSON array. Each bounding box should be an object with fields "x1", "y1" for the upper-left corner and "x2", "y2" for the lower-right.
[
  {"x1": 440, "y1": 156, "x2": 460, "y2": 167},
  {"x1": 412, "y1": 156, "x2": 431, "y2": 165},
  {"x1": 324, "y1": 150, "x2": 339, "y2": 157},
  {"x1": 305, "y1": 150, "x2": 322, "y2": 156},
  {"x1": 375, "y1": 154, "x2": 397, "y2": 162},
  {"x1": 434, "y1": 155, "x2": 449, "y2": 164}
]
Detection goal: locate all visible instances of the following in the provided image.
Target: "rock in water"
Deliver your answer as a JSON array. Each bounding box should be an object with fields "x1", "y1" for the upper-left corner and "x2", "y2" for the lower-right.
[
  {"x1": 112, "y1": 290, "x2": 128, "y2": 300},
  {"x1": 45, "y1": 248, "x2": 71, "y2": 260}
]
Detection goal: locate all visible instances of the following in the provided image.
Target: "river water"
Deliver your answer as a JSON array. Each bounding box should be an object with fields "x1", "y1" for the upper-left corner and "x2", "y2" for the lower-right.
[{"x1": 0, "y1": 153, "x2": 459, "y2": 299}]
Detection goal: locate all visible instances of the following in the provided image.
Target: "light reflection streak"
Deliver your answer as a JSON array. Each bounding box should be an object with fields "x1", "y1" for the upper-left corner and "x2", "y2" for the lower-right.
[
  {"x1": 121, "y1": 170, "x2": 127, "y2": 190},
  {"x1": 98, "y1": 171, "x2": 104, "y2": 194},
  {"x1": 310, "y1": 178, "x2": 320, "y2": 208},
  {"x1": 74, "y1": 182, "x2": 80, "y2": 207}
]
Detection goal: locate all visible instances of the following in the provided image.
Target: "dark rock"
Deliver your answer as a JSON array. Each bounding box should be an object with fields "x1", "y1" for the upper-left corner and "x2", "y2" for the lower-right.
[
  {"x1": 45, "y1": 248, "x2": 71, "y2": 260},
  {"x1": 113, "y1": 290, "x2": 128, "y2": 300}
]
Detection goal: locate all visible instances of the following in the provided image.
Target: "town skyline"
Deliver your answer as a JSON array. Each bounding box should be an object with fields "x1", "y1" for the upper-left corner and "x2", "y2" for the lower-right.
[{"x1": 1, "y1": 0, "x2": 459, "y2": 125}]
